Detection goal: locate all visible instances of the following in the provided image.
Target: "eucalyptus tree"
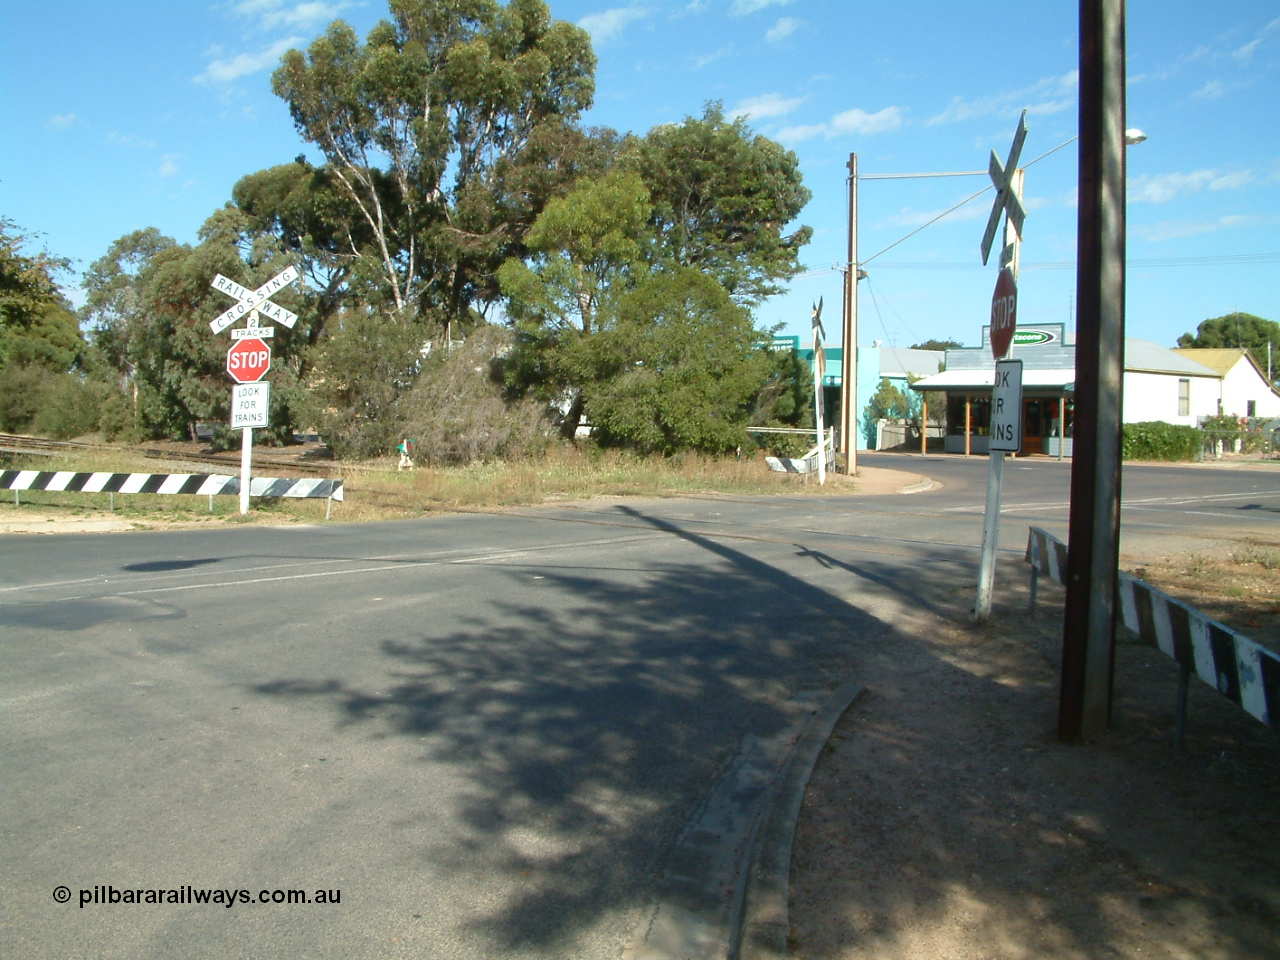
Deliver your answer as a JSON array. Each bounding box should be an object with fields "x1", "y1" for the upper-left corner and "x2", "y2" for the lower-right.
[
  {"x1": 270, "y1": 0, "x2": 596, "y2": 328},
  {"x1": 626, "y1": 103, "x2": 812, "y2": 305}
]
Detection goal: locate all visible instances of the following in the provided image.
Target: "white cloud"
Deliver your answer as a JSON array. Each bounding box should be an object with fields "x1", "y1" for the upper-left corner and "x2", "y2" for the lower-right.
[
  {"x1": 928, "y1": 71, "x2": 1077, "y2": 125},
  {"x1": 765, "y1": 17, "x2": 798, "y2": 42},
  {"x1": 195, "y1": 36, "x2": 304, "y2": 84},
  {"x1": 775, "y1": 104, "x2": 905, "y2": 143},
  {"x1": 731, "y1": 92, "x2": 806, "y2": 121},
  {"x1": 731, "y1": 0, "x2": 794, "y2": 15},
  {"x1": 879, "y1": 201, "x2": 987, "y2": 230},
  {"x1": 1193, "y1": 79, "x2": 1226, "y2": 100},
  {"x1": 773, "y1": 104, "x2": 906, "y2": 144},
  {"x1": 1129, "y1": 168, "x2": 1258, "y2": 204},
  {"x1": 830, "y1": 106, "x2": 904, "y2": 136},
  {"x1": 108, "y1": 132, "x2": 158, "y2": 149},
  {"x1": 1138, "y1": 214, "x2": 1277, "y2": 242},
  {"x1": 578, "y1": 7, "x2": 651, "y2": 43},
  {"x1": 46, "y1": 113, "x2": 78, "y2": 130},
  {"x1": 776, "y1": 123, "x2": 826, "y2": 144},
  {"x1": 1233, "y1": 16, "x2": 1280, "y2": 62},
  {"x1": 233, "y1": 0, "x2": 348, "y2": 30},
  {"x1": 693, "y1": 45, "x2": 732, "y2": 68},
  {"x1": 158, "y1": 155, "x2": 180, "y2": 178}
]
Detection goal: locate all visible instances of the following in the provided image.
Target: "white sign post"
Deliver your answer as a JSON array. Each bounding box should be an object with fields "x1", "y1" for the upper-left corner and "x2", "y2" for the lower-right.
[
  {"x1": 212, "y1": 266, "x2": 298, "y2": 514},
  {"x1": 232, "y1": 382, "x2": 270, "y2": 515},
  {"x1": 811, "y1": 298, "x2": 827, "y2": 485},
  {"x1": 975, "y1": 113, "x2": 1028, "y2": 623}
]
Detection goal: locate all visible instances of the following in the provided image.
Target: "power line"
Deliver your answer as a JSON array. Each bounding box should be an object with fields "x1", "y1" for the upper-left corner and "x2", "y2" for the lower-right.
[{"x1": 791, "y1": 252, "x2": 1280, "y2": 279}]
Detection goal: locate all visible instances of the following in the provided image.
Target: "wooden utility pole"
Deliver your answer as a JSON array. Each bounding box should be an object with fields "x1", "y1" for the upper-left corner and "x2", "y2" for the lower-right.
[
  {"x1": 839, "y1": 153, "x2": 859, "y2": 474},
  {"x1": 1060, "y1": 0, "x2": 1128, "y2": 740}
]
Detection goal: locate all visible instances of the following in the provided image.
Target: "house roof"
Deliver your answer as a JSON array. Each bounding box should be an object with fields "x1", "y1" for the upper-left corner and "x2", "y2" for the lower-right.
[
  {"x1": 879, "y1": 347, "x2": 944, "y2": 379},
  {"x1": 1172, "y1": 347, "x2": 1250, "y2": 376},
  {"x1": 1123, "y1": 339, "x2": 1220, "y2": 376}
]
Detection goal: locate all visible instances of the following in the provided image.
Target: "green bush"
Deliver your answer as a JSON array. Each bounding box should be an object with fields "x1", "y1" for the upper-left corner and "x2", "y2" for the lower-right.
[
  {"x1": 1121, "y1": 421, "x2": 1202, "y2": 461},
  {"x1": 0, "y1": 364, "x2": 47, "y2": 431},
  {"x1": 31, "y1": 375, "x2": 106, "y2": 439}
]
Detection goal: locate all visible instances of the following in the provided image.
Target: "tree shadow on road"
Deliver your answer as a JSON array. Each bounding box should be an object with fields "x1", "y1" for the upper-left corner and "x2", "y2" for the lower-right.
[{"x1": 249, "y1": 505, "x2": 1280, "y2": 959}]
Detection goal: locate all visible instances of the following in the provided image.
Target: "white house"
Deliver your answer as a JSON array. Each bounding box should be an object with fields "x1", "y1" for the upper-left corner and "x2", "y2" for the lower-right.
[
  {"x1": 908, "y1": 323, "x2": 1229, "y2": 455},
  {"x1": 1171, "y1": 348, "x2": 1280, "y2": 419}
]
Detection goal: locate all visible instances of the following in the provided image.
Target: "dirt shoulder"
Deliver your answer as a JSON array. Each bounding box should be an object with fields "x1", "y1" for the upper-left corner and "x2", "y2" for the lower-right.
[
  {"x1": 790, "y1": 544, "x2": 1280, "y2": 960},
  {"x1": 0, "y1": 462, "x2": 931, "y2": 535}
]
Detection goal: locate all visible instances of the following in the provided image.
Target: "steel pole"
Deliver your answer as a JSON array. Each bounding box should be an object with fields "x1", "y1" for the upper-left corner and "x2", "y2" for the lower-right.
[
  {"x1": 240, "y1": 426, "x2": 252, "y2": 515},
  {"x1": 1060, "y1": 0, "x2": 1127, "y2": 741},
  {"x1": 840, "y1": 153, "x2": 858, "y2": 473}
]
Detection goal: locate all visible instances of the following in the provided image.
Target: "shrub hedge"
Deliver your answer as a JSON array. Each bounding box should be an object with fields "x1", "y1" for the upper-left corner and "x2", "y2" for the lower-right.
[{"x1": 1121, "y1": 421, "x2": 1202, "y2": 461}]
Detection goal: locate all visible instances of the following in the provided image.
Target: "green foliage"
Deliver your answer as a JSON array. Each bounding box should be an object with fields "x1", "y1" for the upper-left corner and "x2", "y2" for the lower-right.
[
  {"x1": 564, "y1": 268, "x2": 771, "y2": 454},
  {"x1": 626, "y1": 103, "x2": 811, "y2": 304},
  {"x1": 749, "y1": 346, "x2": 813, "y2": 434},
  {"x1": 0, "y1": 363, "x2": 135, "y2": 439},
  {"x1": 0, "y1": 298, "x2": 85, "y2": 372},
  {"x1": 0, "y1": 219, "x2": 84, "y2": 372},
  {"x1": 1121, "y1": 421, "x2": 1202, "y2": 461},
  {"x1": 271, "y1": 0, "x2": 597, "y2": 324},
  {"x1": 500, "y1": 170, "x2": 651, "y2": 334},
  {"x1": 1177, "y1": 312, "x2": 1280, "y2": 379},
  {"x1": 300, "y1": 307, "x2": 426, "y2": 458},
  {"x1": 395, "y1": 324, "x2": 549, "y2": 464},
  {"x1": 1200, "y1": 413, "x2": 1275, "y2": 454},
  {"x1": 80, "y1": 228, "x2": 178, "y2": 370},
  {"x1": 31, "y1": 376, "x2": 109, "y2": 440},
  {"x1": 84, "y1": 211, "x2": 314, "y2": 443},
  {"x1": 911, "y1": 338, "x2": 962, "y2": 351},
  {"x1": 0, "y1": 219, "x2": 72, "y2": 339},
  {"x1": 0, "y1": 365, "x2": 46, "y2": 430},
  {"x1": 864, "y1": 378, "x2": 909, "y2": 420}
]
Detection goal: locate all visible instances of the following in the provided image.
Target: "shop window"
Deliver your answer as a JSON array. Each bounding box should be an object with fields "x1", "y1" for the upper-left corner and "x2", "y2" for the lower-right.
[{"x1": 947, "y1": 396, "x2": 990, "y2": 435}]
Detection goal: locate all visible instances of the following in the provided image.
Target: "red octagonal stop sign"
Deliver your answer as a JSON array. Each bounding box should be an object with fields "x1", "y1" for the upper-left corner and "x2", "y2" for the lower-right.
[
  {"x1": 227, "y1": 337, "x2": 271, "y2": 383},
  {"x1": 989, "y1": 267, "x2": 1018, "y2": 360}
]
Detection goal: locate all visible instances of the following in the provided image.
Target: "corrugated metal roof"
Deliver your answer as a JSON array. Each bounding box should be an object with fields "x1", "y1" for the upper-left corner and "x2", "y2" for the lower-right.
[
  {"x1": 1123, "y1": 339, "x2": 1220, "y2": 376},
  {"x1": 879, "y1": 347, "x2": 944, "y2": 378},
  {"x1": 1170, "y1": 347, "x2": 1247, "y2": 376}
]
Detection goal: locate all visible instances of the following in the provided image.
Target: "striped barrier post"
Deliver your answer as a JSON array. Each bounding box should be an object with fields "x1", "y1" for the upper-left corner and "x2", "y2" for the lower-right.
[
  {"x1": 1, "y1": 471, "x2": 343, "y2": 518},
  {"x1": 1025, "y1": 526, "x2": 1279, "y2": 746}
]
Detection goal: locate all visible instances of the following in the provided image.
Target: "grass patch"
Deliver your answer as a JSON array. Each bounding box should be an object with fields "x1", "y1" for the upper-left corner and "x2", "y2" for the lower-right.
[{"x1": 1, "y1": 442, "x2": 847, "y2": 528}]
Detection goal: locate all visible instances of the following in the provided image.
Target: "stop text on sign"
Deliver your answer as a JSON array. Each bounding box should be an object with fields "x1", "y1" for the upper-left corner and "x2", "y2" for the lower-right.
[
  {"x1": 227, "y1": 337, "x2": 272, "y2": 383},
  {"x1": 989, "y1": 266, "x2": 1018, "y2": 360}
]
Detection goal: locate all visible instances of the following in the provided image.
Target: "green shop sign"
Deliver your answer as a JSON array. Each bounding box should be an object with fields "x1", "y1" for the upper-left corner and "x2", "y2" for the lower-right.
[{"x1": 1012, "y1": 330, "x2": 1056, "y2": 346}]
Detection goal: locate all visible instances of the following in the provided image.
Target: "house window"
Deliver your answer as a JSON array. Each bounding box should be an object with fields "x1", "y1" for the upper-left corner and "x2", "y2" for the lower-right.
[
  {"x1": 1248, "y1": 400, "x2": 1257, "y2": 417},
  {"x1": 1178, "y1": 379, "x2": 1190, "y2": 417}
]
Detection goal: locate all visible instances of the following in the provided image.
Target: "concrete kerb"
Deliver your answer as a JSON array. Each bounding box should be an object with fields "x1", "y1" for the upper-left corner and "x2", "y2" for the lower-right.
[{"x1": 736, "y1": 681, "x2": 866, "y2": 960}]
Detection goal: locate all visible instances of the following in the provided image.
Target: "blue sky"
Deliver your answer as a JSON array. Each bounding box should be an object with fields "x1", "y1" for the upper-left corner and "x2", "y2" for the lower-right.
[{"x1": 2, "y1": 1, "x2": 1277, "y2": 350}]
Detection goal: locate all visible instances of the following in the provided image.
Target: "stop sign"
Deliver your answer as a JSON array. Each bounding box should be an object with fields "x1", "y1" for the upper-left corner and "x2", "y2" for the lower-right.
[
  {"x1": 227, "y1": 337, "x2": 271, "y2": 383},
  {"x1": 989, "y1": 267, "x2": 1018, "y2": 360}
]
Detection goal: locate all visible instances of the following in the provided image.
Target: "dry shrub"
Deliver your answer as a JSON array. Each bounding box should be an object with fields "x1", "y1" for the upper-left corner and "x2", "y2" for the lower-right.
[{"x1": 396, "y1": 325, "x2": 550, "y2": 466}]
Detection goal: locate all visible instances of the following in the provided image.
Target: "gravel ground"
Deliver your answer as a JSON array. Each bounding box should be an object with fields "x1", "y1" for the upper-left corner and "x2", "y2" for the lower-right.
[{"x1": 790, "y1": 544, "x2": 1280, "y2": 960}]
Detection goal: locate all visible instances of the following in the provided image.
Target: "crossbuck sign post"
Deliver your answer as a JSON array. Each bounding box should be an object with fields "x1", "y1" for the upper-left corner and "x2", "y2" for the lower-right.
[
  {"x1": 975, "y1": 111, "x2": 1028, "y2": 622},
  {"x1": 211, "y1": 266, "x2": 299, "y2": 514}
]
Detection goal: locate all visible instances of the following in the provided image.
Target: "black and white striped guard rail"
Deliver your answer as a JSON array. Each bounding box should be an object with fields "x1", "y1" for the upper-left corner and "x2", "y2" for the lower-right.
[
  {"x1": 1, "y1": 470, "x2": 343, "y2": 501},
  {"x1": 1026, "y1": 526, "x2": 1279, "y2": 741}
]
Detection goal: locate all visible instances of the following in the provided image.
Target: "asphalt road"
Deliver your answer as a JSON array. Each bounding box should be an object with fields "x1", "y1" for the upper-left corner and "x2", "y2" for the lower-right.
[{"x1": 3, "y1": 457, "x2": 1278, "y2": 958}]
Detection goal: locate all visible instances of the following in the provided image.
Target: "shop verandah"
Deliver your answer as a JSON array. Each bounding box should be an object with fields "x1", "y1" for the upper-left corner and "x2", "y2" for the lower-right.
[{"x1": 912, "y1": 372, "x2": 1076, "y2": 457}]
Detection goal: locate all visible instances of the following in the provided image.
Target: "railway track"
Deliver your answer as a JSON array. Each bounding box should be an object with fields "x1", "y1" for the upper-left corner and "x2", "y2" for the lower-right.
[{"x1": 0, "y1": 432, "x2": 340, "y2": 477}]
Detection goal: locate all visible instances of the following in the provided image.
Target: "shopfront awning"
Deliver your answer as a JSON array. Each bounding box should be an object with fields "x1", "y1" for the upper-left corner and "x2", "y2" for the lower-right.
[{"x1": 908, "y1": 369, "x2": 1076, "y2": 393}]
